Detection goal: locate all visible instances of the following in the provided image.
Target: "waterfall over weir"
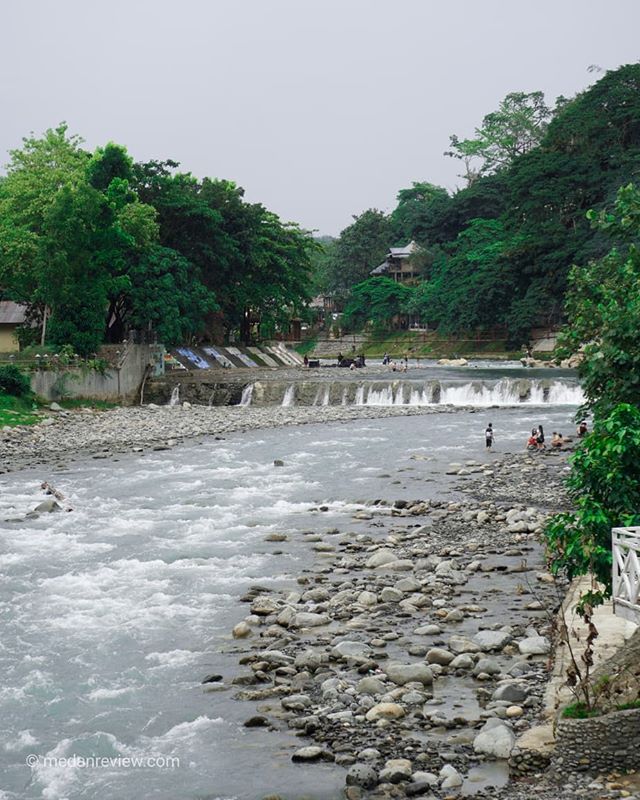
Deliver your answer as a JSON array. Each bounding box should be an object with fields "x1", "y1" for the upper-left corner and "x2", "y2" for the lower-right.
[{"x1": 238, "y1": 377, "x2": 584, "y2": 408}]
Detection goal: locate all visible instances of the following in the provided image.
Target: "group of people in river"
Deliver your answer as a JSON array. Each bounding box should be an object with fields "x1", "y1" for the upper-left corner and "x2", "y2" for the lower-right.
[
  {"x1": 484, "y1": 419, "x2": 589, "y2": 452},
  {"x1": 382, "y1": 352, "x2": 409, "y2": 372}
]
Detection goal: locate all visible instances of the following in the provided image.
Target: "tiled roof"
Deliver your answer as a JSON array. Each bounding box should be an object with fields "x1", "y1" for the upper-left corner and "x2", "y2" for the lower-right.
[{"x1": 0, "y1": 301, "x2": 27, "y2": 325}]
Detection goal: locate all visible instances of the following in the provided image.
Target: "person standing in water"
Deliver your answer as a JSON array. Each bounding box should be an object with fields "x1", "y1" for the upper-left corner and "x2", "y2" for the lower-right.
[{"x1": 485, "y1": 422, "x2": 494, "y2": 449}]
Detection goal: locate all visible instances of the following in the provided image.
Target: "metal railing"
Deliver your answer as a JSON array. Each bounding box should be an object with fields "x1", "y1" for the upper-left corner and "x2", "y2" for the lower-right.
[{"x1": 612, "y1": 526, "x2": 640, "y2": 624}]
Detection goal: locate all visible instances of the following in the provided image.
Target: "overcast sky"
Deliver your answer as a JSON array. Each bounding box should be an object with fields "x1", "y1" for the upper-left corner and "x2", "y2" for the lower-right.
[{"x1": 2, "y1": 0, "x2": 639, "y2": 235}]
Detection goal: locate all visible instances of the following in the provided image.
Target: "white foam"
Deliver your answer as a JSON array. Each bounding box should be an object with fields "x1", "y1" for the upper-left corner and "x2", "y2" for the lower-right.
[
  {"x1": 145, "y1": 649, "x2": 202, "y2": 667},
  {"x1": 4, "y1": 729, "x2": 39, "y2": 751},
  {"x1": 87, "y1": 687, "x2": 135, "y2": 700}
]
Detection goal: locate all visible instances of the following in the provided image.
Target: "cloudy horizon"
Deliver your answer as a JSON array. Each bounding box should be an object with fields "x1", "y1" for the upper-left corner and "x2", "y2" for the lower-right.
[{"x1": 2, "y1": 0, "x2": 639, "y2": 236}]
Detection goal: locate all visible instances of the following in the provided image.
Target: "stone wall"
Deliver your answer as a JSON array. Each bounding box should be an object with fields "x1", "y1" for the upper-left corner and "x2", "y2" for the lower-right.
[
  {"x1": 30, "y1": 345, "x2": 155, "y2": 402},
  {"x1": 143, "y1": 376, "x2": 244, "y2": 407},
  {"x1": 553, "y1": 707, "x2": 640, "y2": 772},
  {"x1": 309, "y1": 334, "x2": 368, "y2": 358}
]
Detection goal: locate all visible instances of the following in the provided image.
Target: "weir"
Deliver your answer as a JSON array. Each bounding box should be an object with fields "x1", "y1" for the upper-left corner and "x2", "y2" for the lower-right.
[{"x1": 238, "y1": 377, "x2": 584, "y2": 407}]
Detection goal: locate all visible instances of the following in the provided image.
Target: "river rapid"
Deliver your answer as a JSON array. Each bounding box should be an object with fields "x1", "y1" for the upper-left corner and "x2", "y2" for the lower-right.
[{"x1": 0, "y1": 398, "x2": 579, "y2": 799}]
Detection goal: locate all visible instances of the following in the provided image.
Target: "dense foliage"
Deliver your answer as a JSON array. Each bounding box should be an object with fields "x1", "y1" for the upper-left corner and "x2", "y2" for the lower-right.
[
  {"x1": 545, "y1": 184, "x2": 640, "y2": 599},
  {"x1": 342, "y1": 277, "x2": 413, "y2": 330},
  {"x1": 546, "y1": 404, "x2": 640, "y2": 595},
  {"x1": 317, "y1": 64, "x2": 640, "y2": 344},
  {"x1": 559, "y1": 183, "x2": 640, "y2": 417},
  {"x1": 0, "y1": 128, "x2": 315, "y2": 354},
  {"x1": 0, "y1": 364, "x2": 31, "y2": 397}
]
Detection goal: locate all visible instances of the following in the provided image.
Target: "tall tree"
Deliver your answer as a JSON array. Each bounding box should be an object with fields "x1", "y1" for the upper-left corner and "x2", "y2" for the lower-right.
[
  {"x1": 390, "y1": 182, "x2": 450, "y2": 245},
  {"x1": 559, "y1": 182, "x2": 640, "y2": 417},
  {"x1": 0, "y1": 127, "x2": 159, "y2": 353},
  {"x1": 446, "y1": 91, "x2": 552, "y2": 182},
  {"x1": 342, "y1": 277, "x2": 414, "y2": 330},
  {"x1": 325, "y1": 209, "x2": 392, "y2": 295}
]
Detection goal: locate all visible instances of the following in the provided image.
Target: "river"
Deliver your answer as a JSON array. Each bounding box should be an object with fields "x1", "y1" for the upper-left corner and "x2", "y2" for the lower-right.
[{"x1": 0, "y1": 400, "x2": 578, "y2": 799}]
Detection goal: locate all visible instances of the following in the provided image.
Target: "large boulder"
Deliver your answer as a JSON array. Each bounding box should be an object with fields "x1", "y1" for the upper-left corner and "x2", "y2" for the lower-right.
[
  {"x1": 473, "y1": 719, "x2": 515, "y2": 759},
  {"x1": 346, "y1": 763, "x2": 379, "y2": 789},
  {"x1": 448, "y1": 635, "x2": 481, "y2": 654},
  {"x1": 473, "y1": 630, "x2": 512, "y2": 652},
  {"x1": 365, "y1": 702, "x2": 405, "y2": 721},
  {"x1": 518, "y1": 635, "x2": 550, "y2": 655},
  {"x1": 291, "y1": 612, "x2": 329, "y2": 628},
  {"x1": 250, "y1": 597, "x2": 279, "y2": 616},
  {"x1": 492, "y1": 681, "x2": 529, "y2": 703},
  {"x1": 426, "y1": 648, "x2": 455, "y2": 666},
  {"x1": 439, "y1": 764, "x2": 464, "y2": 788},
  {"x1": 332, "y1": 641, "x2": 372, "y2": 660},
  {"x1": 366, "y1": 549, "x2": 398, "y2": 568},
  {"x1": 379, "y1": 758, "x2": 412, "y2": 784},
  {"x1": 292, "y1": 746, "x2": 334, "y2": 762},
  {"x1": 384, "y1": 663, "x2": 433, "y2": 686}
]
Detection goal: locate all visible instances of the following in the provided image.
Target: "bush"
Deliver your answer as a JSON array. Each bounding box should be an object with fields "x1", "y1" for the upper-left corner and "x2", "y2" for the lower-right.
[
  {"x1": 545, "y1": 403, "x2": 640, "y2": 595},
  {"x1": 0, "y1": 365, "x2": 32, "y2": 397}
]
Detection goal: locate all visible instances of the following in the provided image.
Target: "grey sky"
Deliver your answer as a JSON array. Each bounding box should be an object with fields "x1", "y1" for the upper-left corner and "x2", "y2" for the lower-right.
[{"x1": 2, "y1": 0, "x2": 639, "y2": 235}]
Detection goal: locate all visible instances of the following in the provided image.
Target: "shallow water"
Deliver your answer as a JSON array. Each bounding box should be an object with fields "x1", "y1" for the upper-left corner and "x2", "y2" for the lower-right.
[{"x1": 0, "y1": 406, "x2": 577, "y2": 799}]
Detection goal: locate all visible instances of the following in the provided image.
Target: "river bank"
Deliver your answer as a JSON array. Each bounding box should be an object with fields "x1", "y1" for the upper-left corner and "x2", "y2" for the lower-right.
[
  {"x1": 3, "y1": 404, "x2": 632, "y2": 800},
  {"x1": 0, "y1": 403, "x2": 458, "y2": 473},
  {"x1": 219, "y1": 445, "x2": 638, "y2": 800}
]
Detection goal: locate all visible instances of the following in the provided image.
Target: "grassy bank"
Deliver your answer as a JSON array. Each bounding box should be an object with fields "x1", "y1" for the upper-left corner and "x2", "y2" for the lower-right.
[
  {"x1": 0, "y1": 393, "x2": 118, "y2": 428},
  {"x1": 0, "y1": 393, "x2": 40, "y2": 427}
]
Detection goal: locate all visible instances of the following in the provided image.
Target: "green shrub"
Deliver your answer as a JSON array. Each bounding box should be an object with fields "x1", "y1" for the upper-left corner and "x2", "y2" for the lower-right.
[
  {"x1": 0, "y1": 365, "x2": 32, "y2": 397},
  {"x1": 562, "y1": 702, "x2": 601, "y2": 719}
]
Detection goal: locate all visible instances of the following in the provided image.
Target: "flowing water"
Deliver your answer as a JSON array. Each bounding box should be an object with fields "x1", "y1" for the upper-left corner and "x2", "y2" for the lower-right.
[
  {"x1": 0, "y1": 404, "x2": 579, "y2": 800},
  {"x1": 238, "y1": 364, "x2": 583, "y2": 408}
]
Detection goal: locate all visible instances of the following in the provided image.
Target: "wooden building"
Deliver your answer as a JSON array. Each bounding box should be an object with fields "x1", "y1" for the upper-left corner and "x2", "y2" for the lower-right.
[{"x1": 0, "y1": 301, "x2": 27, "y2": 353}]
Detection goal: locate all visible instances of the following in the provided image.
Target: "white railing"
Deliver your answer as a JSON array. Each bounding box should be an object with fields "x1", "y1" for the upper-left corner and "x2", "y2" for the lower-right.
[{"x1": 612, "y1": 526, "x2": 640, "y2": 624}]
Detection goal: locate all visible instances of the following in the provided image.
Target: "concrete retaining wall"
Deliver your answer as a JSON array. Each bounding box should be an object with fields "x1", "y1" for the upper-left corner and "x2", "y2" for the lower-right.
[
  {"x1": 144, "y1": 377, "x2": 244, "y2": 407},
  {"x1": 309, "y1": 335, "x2": 368, "y2": 358},
  {"x1": 554, "y1": 707, "x2": 640, "y2": 772},
  {"x1": 30, "y1": 345, "x2": 154, "y2": 402}
]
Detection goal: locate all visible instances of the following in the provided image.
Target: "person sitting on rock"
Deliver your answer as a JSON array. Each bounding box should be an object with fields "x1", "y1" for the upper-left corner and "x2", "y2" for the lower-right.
[
  {"x1": 551, "y1": 431, "x2": 563, "y2": 448},
  {"x1": 577, "y1": 420, "x2": 588, "y2": 437},
  {"x1": 526, "y1": 433, "x2": 538, "y2": 450}
]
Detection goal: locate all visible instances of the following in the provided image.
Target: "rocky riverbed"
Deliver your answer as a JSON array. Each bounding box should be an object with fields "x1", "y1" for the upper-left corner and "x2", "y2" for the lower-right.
[
  {"x1": 3, "y1": 402, "x2": 635, "y2": 800},
  {"x1": 215, "y1": 449, "x2": 639, "y2": 800},
  {"x1": 0, "y1": 403, "x2": 455, "y2": 472}
]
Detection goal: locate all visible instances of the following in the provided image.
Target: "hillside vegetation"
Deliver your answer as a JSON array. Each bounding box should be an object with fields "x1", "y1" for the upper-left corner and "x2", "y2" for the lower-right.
[{"x1": 316, "y1": 64, "x2": 640, "y2": 346}]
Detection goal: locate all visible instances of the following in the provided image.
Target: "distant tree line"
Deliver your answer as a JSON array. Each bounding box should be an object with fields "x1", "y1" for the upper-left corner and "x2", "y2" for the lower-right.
[
  {"x1": 315, "y1": 64, "x2": 640, "y2": 345},
  {"x1": 0, "y1": 128, "x2": 317, "y2": 354}
]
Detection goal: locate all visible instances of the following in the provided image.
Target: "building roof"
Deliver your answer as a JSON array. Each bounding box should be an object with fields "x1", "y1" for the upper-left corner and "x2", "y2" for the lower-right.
[
  {"x1": 0, "y1": 301, "x2": 27, "y2": 325},
  {"x1": 389, "y1": 241, "x2": 419, "y2": 258},
  {"x1": 370, "y1": 241, "x2": 419, "y2": 276}
]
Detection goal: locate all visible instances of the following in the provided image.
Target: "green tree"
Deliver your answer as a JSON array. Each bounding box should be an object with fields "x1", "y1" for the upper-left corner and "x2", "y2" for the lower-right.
[
  {"x1": 446, "y1": 91, "x2": 552, "y2": 181},
  {"x1": 545, "y1": 404, "x2": 640, "y2": 595},
  {"x1": 409, "y1": 219, "x2": 519, "y2": 333},
  {"x1": 390, "y1": 182, "x2": 449, "y2": 245},
  {"x1": 133, "y1": 162, "x2": 315, "y2": 341},
  {"x1": 325, "y1": 209, "x2": 392, "y2": 295},
  {"x1": 545, "y1": 182, "x2": 640, "y2": 607},
  {"x1": 0, "y1": 127, "x2": 160, "y2": 354},
  {"x1": 126, "y1": 246, "x2": 217, "y2": 344},
  {"x1": 559, "y1": 183, "x2": 640, "y2": 417},
  {"x1": 342, "y1": 277, "x2": 414, "y2": 330}
]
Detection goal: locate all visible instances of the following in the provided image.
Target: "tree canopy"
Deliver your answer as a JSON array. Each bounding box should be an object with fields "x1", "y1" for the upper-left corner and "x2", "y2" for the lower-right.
[
  {"x1": 324, "y1": 64, "x2": 640, "y2": 343},
  {"x1": 0, "y1": 128, "x2": 315, "y2": 353}
]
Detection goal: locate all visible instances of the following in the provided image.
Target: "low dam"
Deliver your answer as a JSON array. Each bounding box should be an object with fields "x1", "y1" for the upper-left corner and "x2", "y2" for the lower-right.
[{"x1": 147, "y1": 368, "x2": 584, "y2": 409}]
